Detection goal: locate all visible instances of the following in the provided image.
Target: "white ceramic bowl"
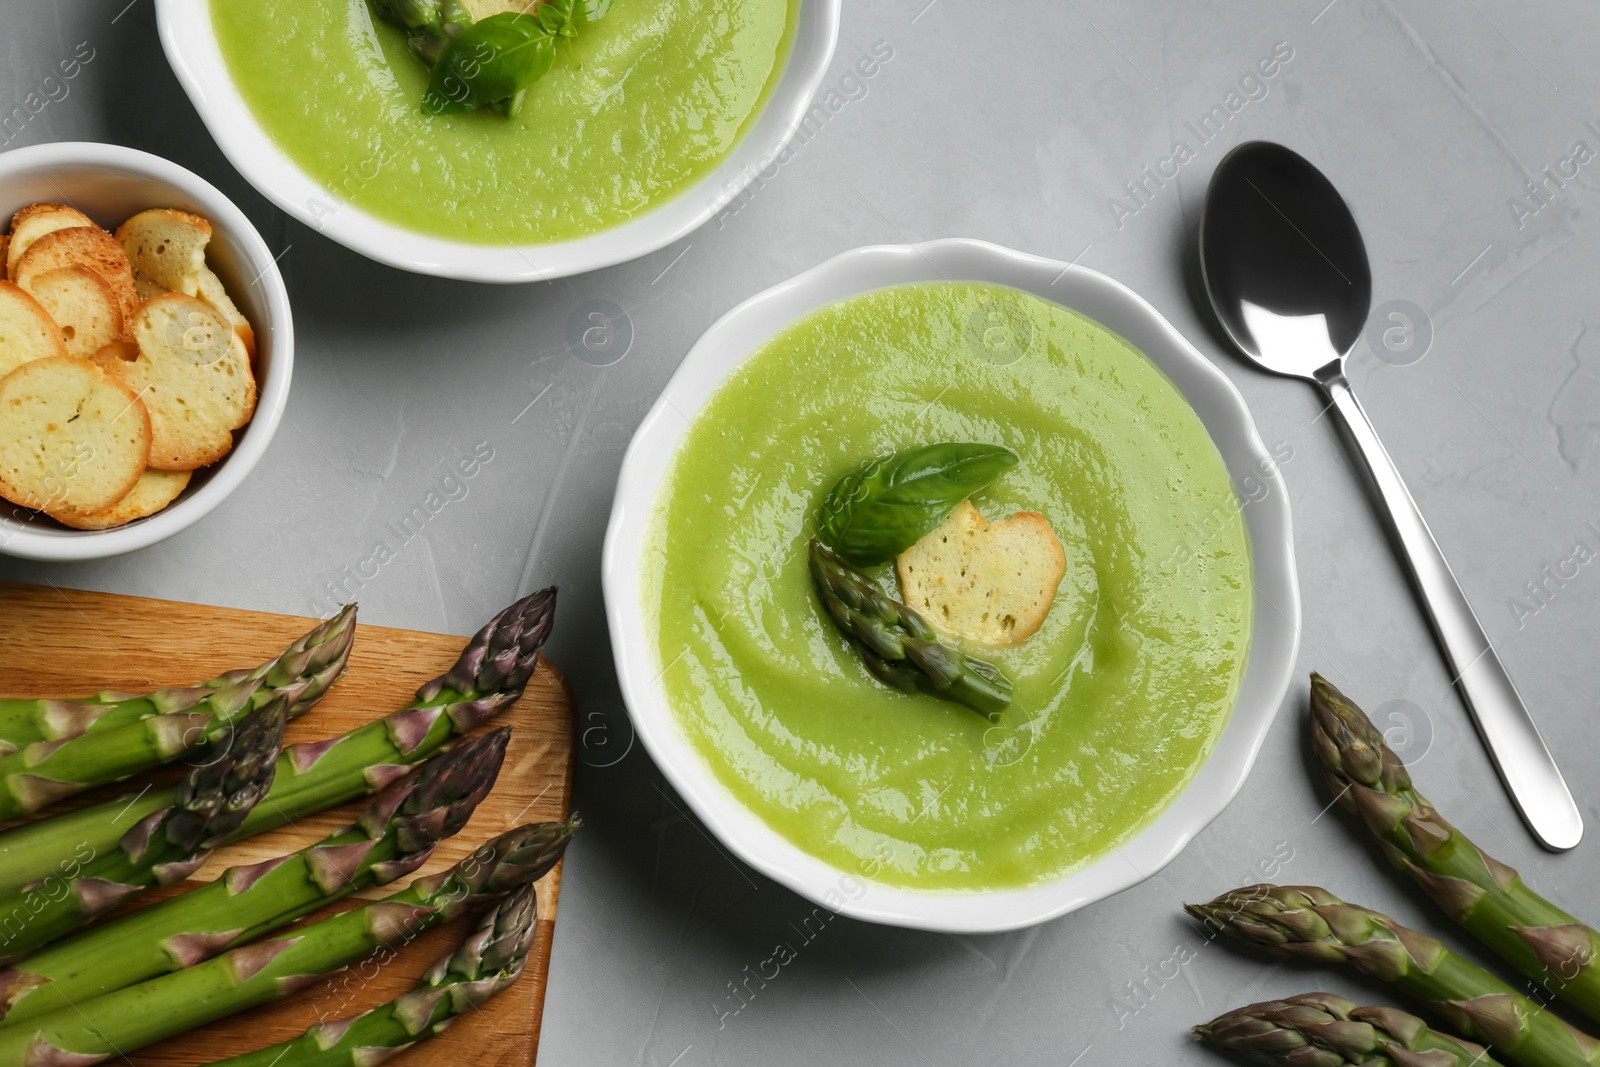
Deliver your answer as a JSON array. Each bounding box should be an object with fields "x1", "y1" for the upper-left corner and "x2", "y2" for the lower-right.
[
  {"x1": 0, "y1": 141, "x2": 292, "y2": 562},
  {"x1": 156, "y1": 0, "x2": 841, "y2": 283},
  {"x1": 603, "y1": 239, "x2": 1301, "y2": 932}
]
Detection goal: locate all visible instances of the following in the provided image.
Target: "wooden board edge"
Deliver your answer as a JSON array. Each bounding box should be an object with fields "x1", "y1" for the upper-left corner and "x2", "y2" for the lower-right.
[{"x1": 524, "y1": 658, "x2": 575, "y2": 1066}]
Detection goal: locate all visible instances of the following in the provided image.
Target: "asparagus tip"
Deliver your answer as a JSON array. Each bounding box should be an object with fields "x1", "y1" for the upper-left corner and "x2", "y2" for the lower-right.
[{"x1": 419, "y1": 589, "x2": 558, "y2": 703}]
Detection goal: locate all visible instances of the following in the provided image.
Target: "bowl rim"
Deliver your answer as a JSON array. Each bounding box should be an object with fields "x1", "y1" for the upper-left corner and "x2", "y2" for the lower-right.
[
  {"x1": 154, "y1": 0, "x2": 842, "y2": 284},
  {"x1": 0, "y1": 140, "x2": 292, "y2": 564},
  {"x1": 601, "y1": 238, "x2": 1301, "y2": 932}
]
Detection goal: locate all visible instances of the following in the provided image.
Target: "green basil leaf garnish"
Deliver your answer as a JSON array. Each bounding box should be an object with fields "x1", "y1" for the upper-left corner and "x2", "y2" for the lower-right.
[
  {"x1": 423, "y1": 12, "x2": 556, "y2": 116},
  {"x1": 534, "y1": 0, "x2": 577, "y2": 36},
  {"x1": 377, "y1": 0, "x2": 610, "y2": 117},
  {"x1": 817, "y1": 443, "x2": 1019, "y2": 567}
]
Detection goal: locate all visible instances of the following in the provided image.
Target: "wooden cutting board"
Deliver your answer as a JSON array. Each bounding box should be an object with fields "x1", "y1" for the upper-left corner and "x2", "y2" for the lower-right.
[{"x1": 0, "y1": 582, "x2": 574, "y2": 1067}]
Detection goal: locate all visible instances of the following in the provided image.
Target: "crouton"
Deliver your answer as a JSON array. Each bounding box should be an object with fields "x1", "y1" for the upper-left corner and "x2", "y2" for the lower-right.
[
  {"x1": 13, "y1": 225, "x2": 138, "y2": 327},
  {"x1": 6, "y1": 203, "x2": 94, "y2": 279},
  {"x1": 97, "y1": 294, "x2": 255, "y2": 470},
  {"x1": 23, "y1": 265, "x2": 124, "y2": 359},
  {"x1": 50, "y1": 468, "x2": 190, "y2": 530},
  {"x1": 115, "y1": 208, "x2": 212, "y2": 297},
  {"x1": 896, "y1": 500, "x2": 1066, "y2": 647},
  {"x1": 0, "y1": 280, "x2": 68, "y2": 376},
  {"x1": 0, "y1": 355, "x2": 151, "y2": 513}
]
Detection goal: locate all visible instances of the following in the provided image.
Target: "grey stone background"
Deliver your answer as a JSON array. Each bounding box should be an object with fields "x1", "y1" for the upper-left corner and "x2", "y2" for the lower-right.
[{"x1": 3, "y1": 0, "x2": 1600, "y2": 1063}]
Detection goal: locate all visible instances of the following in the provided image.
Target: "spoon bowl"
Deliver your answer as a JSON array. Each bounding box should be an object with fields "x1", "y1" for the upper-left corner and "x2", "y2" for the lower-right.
[{"x1": 1201, "y1": 142, "x2": 1371, "y2": 376}]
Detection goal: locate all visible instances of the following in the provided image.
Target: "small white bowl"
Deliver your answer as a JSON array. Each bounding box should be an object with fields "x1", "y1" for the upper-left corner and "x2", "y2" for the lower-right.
[
  {"x1": 0, "y1": 141, "x2": 292, "y2": 562},
  {"x1": 603, "y1": 239, "x2": 1301, "y2": 932},
  {"x1": 156, "y1": 0, "x2": 841, "y2": 283}
]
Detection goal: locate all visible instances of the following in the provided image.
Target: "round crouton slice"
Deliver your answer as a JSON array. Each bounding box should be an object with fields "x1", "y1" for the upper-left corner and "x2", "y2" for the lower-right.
[
  {"x1": 0, "y1": 355, "x2": 151, "y2": 513},
  {"x1": 7, "y1": 203, "x2": 94, "y2": 279},
  {"x1": 0, "y1": 281, "x2": 69, "y2": 377},
  {"x1": 115, "y1": 208, "x2": 213, "y2": 297},
  {"x1": 23, "y1": 266, "x2": 124, "y2": 359},
  {"x1": 895, "y1": 500, "x2": 1067, "y2": 647},
  {"x1": 116, "y1": 210, "x2": 256, "y2": 361},
  {"x1": 13, "y1": 226, "x2": 139, "y2": 328},
  {"x1": 194, "y1": 265, "x2": 257, "y2": 360},
  {"x1": 100, "y1": 294, "x2": 256, "y2": 471},
  {"x1": 50, "y1": 467, "x2": 190, "y2": 530}
]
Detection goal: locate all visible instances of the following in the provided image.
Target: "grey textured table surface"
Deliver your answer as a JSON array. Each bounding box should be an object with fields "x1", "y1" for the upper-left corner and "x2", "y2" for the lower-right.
[{"x1": 4, "y1": 1, "x2": 1600, "y2": 1064}]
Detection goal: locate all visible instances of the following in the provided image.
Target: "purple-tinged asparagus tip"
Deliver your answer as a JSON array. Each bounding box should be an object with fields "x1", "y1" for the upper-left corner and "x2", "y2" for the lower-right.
[
  {"x1": 264, "y1": 604, "x2": 359, "y2": 719},
  {"x1": 472, "y1": 813, "x2": 581, "y2": 896},
  {"x1": 169, "y1": 694, "x2": 290, "y2": 852},
  {"x1": 1308, "y1": 672, "x2": 1408, "y2": 796},
  {"x1": 416, "y1": 589, "x2": 557, "y2": 704},
  {"x1": 356, "y1": 727, "x2": 511, "y2": 847}
]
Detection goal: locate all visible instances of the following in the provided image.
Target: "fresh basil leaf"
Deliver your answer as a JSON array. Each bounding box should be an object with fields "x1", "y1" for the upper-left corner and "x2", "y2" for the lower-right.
[
  {"x1": 817, "y1": 443, "x2": 1019, "y2": 566},
  {"x1": 423, "y1": 12, "x2": 555, "y2": 115},
  {"x1": 537, "y1": 0, "x2": 583, "y2": 36}
]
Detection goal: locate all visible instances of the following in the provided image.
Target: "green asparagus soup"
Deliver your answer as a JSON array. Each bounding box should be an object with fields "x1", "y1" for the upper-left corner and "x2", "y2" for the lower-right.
[
  {"x1": 209, "y1": 0, "x2": 794, "y2": 244},
  {"x1": 645, "y1": 282, "x2": 1253, "y2": 891}
]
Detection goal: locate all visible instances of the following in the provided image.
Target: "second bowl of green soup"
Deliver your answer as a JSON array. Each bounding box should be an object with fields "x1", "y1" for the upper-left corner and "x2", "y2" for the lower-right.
[
  {"x1": 604, "y1": 239, "x2": 1300, "y2": 932},
  {"x1": 158, "y1": 0, "x2": 839, "y2": 280}
]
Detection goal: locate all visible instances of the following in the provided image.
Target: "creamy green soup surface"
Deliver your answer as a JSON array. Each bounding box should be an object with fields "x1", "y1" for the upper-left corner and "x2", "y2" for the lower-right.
[
  {"x1": 646, "y1": 282, "x2": 1254, "y2": 891},
  {"x1": 210, "y1": 0, "x2": 794, "y2": 243}
]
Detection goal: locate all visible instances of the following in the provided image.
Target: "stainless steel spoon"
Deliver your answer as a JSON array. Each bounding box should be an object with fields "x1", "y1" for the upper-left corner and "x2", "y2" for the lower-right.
[{"x1": 1200, "y1": 140, "x2": 1582, "y2": 851}]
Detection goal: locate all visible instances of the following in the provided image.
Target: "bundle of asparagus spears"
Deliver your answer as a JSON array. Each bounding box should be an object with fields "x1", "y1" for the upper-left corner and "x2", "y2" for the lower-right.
[
  {"x1": 0, "y1": 589, "x2": 576, "y2": 1066},
  {"x1": 1187, "y1": 675, "x2": 1600, "y2": 1067}
]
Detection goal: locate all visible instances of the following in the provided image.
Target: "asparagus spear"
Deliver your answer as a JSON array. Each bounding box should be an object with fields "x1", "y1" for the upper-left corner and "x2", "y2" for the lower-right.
[
  {"x1": 0, "y1": 694, "x2": 288, "y2": 964},
  {"x1": 808, "y1": 540, "x2": 1012, "y2": 717},
  {"x1": 0, "y1": 605, "x2": 354, "y2": 754},
  {"x1": 1196, "y1": 992, "x2": 1506, "y2": 1067},
  {"x1": 1311, "y1": 673, "x2": 1600, "y2": 1025},
  {"x1": 1187, "y1": 884, "x2": 1600, "y2": 1067},
  {"x1": 0, "y1": 589, "x2": 554, "y2": 903},
  {"x1": 0, "y1": 727, "x2": 511, "y2": 1028},
  {"x1": 370, "y1": 0, "x2": 473, "y2": 65},
  {"x1": 0, "y1": 606, "x2": 356, "y2": 820},
  {"x1": 204, "y1": 882, "x2": 540, "y2": 1067},
  {"x1": 0, "y1": 819, "x2": 577, "y2": 1065}
]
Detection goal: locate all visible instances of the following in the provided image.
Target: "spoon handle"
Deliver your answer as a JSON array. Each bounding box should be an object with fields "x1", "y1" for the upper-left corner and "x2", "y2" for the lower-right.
[{"x1": 1316, "y1": 368, "x2": 1582, "y2": 850}]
